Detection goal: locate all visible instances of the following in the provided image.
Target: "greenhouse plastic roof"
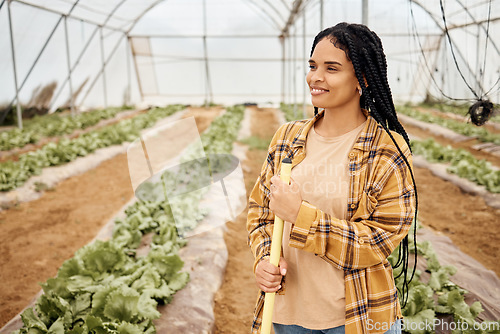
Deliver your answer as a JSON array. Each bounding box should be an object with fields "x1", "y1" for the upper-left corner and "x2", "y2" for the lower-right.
[{"x1": 0, "y1": 0, "x2": 498, "y2": 113}]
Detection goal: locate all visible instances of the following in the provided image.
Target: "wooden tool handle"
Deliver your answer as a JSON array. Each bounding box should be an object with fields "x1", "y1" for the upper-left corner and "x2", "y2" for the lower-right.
[{"x1": 260, "y1": 157, "x2": 292, "y2": 334}]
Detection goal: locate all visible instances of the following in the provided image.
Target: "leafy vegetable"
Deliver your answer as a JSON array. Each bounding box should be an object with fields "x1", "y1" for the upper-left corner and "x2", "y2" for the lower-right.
[
  {"x1": 389, "y1": 222, "x2": 498, "y2": 333},
  {"x1": 0, "y1": 107, "x2": 132, "y2": 151},
  {"x1": 398, "y1": 105, "x2": 500, "y2": 145},
  {"x1": 0, "y1": 105, "x2": 184, "y2": 191},
  {"x1": 14, "y1": 105, "x2": 246, "y2": 333},
  {"x1": 411, "y1": 138, "x2": 500, "y2": 193}
]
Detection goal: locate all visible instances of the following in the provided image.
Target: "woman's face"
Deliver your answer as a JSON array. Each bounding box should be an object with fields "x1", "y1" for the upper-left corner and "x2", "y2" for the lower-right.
[{"x1": 306, "y1": 37, "x2": 360, "y2": 111}]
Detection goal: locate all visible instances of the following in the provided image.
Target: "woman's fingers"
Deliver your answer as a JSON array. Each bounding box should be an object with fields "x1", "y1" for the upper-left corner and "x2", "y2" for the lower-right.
[
  {"x1": 255, "y1": 257, "x2": 287, "y2": 292},
  {"x1": 255, "y1": 259, "x2": 281, "y2": 292}
]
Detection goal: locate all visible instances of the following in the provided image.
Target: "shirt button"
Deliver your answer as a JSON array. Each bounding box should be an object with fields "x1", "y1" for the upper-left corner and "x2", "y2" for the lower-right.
[
  {"x1": 350, "y1": 203, "x2": 356, "y2": 209},
  {"x1": 359, "y1": 238, "x2": 365, "y2": 244},
  {"x1": 349, "y1": 152, "x2": 356, "y2": 159}
]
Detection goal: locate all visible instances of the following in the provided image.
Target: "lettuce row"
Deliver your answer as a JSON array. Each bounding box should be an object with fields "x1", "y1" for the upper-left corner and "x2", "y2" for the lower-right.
[
  {"x1": 0, "y1": 105, "x2": 184, "y2": 192},
  {"x1": 398, "y1": 106, "x2": 500, "y2": 145},
  {"x1": 411, "y1": 138, "x2": 500, "y2": 193},
  {"x1": 0, "y1": 107, "x2": 133, "y2": 151},
  {"x1": 389, "y1": 223, "x2": 500, "y2": 333},
  {"x1": 280, "y1": 103, "x2": 308, "y2": 122},
  {"x1": 15, "y1": 240, "x2": 188, "y2": 334},
  {"x1": 13, "y1": 105, "x2": 245, "y2": 333},
  {"x1": 200, "y1": 104, "x2": 245, "y2": 156}
]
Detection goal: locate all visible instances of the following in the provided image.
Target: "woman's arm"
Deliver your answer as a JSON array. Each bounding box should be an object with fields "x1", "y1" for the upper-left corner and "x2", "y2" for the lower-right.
[
  {"x1": 247, "y1": 123, "x2": 289, "y2": 272},
  {"x1": 288, "y1": 147, "x2": 415, "y2": 271}
]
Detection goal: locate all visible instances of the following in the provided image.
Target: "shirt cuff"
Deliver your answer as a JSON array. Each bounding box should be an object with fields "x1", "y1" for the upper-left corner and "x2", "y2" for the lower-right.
[{"x1": 289, "y1": 201, "x2": 317, "y2": 251}]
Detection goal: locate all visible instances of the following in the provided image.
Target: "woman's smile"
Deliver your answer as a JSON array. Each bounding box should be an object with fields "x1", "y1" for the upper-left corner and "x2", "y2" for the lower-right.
[{"x1": 310, "y1": 86, "x2": 330, "y2": 96}]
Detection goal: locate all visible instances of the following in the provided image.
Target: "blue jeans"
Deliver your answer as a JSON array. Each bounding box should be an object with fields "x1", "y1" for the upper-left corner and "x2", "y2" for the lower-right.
[{"x1": 273, "y1": 319, "x2": 402, "y2": 334}]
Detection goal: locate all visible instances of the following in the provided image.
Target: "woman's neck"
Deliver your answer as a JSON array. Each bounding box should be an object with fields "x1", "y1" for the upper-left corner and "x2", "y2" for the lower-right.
[{"x1": 314, "y1": 107, "x2": 366, "y2": 137}]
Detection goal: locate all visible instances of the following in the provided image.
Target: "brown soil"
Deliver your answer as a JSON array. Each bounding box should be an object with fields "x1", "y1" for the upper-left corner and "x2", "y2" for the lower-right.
[
  {"x1": 1, "y1": 105, "x2": 499, "y2": 332},
  {"x1": 214, "y1": 107, "x2": 279, "y2": 334},
  {"x1": 0, "y1": 106, "x2": 222, "y2": 328},
  {"x1": 213, "y1": 107, "x2": 500, "y2": 333},
  {"x1": 414, "y1": 167, "x2": 500, "y2": 276}
]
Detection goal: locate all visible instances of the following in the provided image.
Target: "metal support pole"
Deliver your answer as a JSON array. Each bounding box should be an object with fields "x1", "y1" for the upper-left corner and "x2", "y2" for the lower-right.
[
  {"x1": 302, "y1": 8, "x2": 306, "y2": 119},
  {"x1": 292, "y1": 26, "x2": 297, "y2": 119},
  {"x1": 5, "y1": 16, "x2": 63, "y2": 112},
  {"x1": 8, "y1": 0, "x2": 23, "y2": 129},
  {"x1": 203, "y1": 35, "x2": 212, "y2": 108},
  {"x1": 320, "y1": 0, "x2": 324, "y2": 30},
  {"x1": 125, "y1": 34, "x2": 132, "y2": 106},
  {"x1": 64, "y1": 16, "x2": 76, "y2": 115},
  {"x1": 80, "y1": 34, "x2": 127, "y2": 106},
  {"x1": 49, "y1": 25, "x2": 100, "y2": 111},
  {"x1": 362, "y1": 0, "x2": 368, "y2": 26},
  {"x1": 129, "y1": 37, "x2": 145, "y2": 102},
  {"x1": 202, "y1": 0, "x2": 213, "y2": 108},
  {"x1": 288, "y1": 35, "x2": 292, "y2": 106},
  {"x1": 100, "y1": 26, "x2": 108, "y2": 108},
  {"x1": 280, "y1": 35, "x2": 285, "y2": 104}
]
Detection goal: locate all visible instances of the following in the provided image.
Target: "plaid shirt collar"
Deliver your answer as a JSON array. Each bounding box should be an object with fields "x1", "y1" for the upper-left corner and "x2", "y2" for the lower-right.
[{"x1": 292, "y1": 108, "x2": 376, "y2": 153}]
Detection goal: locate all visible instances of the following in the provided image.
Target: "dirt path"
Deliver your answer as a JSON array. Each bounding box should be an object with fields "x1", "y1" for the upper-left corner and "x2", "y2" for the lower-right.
[
  {"x1": 213, "y1": 107, "x2": 500, "y2": 333},
  {"x1": 1, "y1": 105, "x2": 498, "y2": 331},
  {"x1": 401, "y1": 121, "x2": 500, "y2": 167},
  {"x1": 400, "y1": 113, "x2": 500, "y2": 276},
  {"x1": 413, "y1": 166, "x2": 500, "y2": 276},
  {"x1": 214, "y1": 107, "x2": 280, "y2": 333},
  {"x1": 0, "y1": 106, "x2": 222, "y2": 328}
]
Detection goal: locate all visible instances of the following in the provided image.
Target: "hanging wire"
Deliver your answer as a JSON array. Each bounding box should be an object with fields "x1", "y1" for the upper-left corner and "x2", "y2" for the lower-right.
[
  {"x1": 409, "y1": 0, "x2": 471, "y2": 101},
  {"x1": 439, "y1": 0, "x2": 480, "y2": 99},
  {"x1": 483, "y1": 76, "x2": 500, "y2": 97},
  {"x1": 479, "y1": 0, "x2": 492, "y2": 99}
]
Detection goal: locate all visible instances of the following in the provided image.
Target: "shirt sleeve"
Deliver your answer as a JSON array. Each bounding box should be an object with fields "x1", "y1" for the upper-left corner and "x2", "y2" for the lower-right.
[{"x1": 288, "y1": 144, "x2": 416, "y2": 271}]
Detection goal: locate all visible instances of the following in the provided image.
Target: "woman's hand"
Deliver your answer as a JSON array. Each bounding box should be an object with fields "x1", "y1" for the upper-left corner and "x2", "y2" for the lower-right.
[
  {"x1": 255, "y1": 256, "x2": 288, "y2": 292},
  {"x1": 269, "y1": 175, "x2": 302, "y2": 224}
]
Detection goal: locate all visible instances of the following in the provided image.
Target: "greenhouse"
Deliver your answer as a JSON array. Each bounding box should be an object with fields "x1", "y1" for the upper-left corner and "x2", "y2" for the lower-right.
[{"x1": 0, "y1": 0, "x2": 499, "y2": 333}]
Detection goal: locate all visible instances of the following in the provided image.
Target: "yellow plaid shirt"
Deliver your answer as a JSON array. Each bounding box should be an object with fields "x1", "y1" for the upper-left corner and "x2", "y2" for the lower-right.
[{"x1": 247, "y1": 110, "x2": 416, "y2": 334}]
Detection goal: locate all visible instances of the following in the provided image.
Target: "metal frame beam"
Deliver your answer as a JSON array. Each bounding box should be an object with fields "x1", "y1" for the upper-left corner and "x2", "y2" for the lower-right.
[
  {"x1": 7, "y1": 0, "x2": 22, "y2": 129},
  {"x1": 280, "y1": 0, "x2": 303, "y2": 38},
  {"x1": 79, "y1": 34, "x2": 127, "y2": 106},
  {"x1": 244, "y1": 0, "x2": 283, "y2": 31},
  {"x1": 129, "y1": 34, "x2": 279, "y2": 38},
  {"x1": 12, "y1": 0, "x2": 126, "y2": 33}
]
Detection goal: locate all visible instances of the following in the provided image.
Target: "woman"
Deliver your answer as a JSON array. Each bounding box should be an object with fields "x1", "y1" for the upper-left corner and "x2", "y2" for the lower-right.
[{"x1": 247, "y1": 23, "x2": 417, "y2": 334}]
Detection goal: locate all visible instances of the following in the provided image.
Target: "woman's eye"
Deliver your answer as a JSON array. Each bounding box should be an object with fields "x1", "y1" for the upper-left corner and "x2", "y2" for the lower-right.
[
  {"x1": 308, "y1": 65, "x2": 316, "y2": 70},
  {"x1": 328, "y1": 67, "x2": 337, "y2": 71}
]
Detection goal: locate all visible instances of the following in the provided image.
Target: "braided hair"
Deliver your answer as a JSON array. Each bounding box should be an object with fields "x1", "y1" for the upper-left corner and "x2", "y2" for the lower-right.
[{"x1": 310, "y1": 22, "x2": 418, "y2": 306}]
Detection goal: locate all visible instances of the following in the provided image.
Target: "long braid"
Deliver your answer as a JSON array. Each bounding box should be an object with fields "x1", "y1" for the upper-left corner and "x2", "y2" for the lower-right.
[{"x1": 310, "y1": 23, "x2": 419, "y2": 307}]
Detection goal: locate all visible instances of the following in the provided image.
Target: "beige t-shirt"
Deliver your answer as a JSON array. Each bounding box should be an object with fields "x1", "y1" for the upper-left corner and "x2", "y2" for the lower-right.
[{"x1": 273, "y1": 120, "x2": 366, "y2": 330}]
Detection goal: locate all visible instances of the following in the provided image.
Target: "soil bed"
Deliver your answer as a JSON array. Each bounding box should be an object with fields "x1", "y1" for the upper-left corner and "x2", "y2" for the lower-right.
[
  {"x1": 0, "y1": 106, "x2": 222, "y2": 328},
  {"x1": 1, "y1": 106, "x2": 498, "y2": 332},
  {"x1": 400, "y1": 117, "x2": 500, "y2": 167},
  {"x1": 0, "y1": 108, "x2": 146, "y2": 163},
  {"x1": 213, "y1": 107, "x2": 500, "y2": 333}
]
